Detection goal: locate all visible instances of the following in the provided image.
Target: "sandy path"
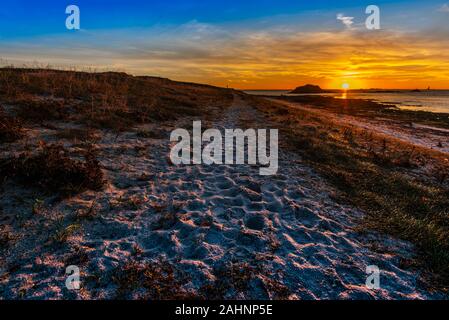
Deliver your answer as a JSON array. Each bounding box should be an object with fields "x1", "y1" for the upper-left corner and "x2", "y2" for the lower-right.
[{"x1": 1, "y1": 95, "x2": 445, "y2": 299}]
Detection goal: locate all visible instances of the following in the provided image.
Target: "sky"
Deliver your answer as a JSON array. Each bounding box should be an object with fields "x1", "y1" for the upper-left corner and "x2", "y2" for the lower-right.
[{"x1": 1, "y1": 1, "x2": 449, "y2": 89}]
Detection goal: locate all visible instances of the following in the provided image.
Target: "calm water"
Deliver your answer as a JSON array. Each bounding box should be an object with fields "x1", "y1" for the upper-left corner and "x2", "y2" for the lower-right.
[{"x1": 244, "y1": 90, "x2": 449, "y2": 114}]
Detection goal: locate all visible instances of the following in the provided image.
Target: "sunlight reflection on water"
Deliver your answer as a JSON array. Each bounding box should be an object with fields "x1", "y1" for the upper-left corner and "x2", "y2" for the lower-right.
[{"x1": 244, "y1": 90, "x2": 449, "y2": 113}]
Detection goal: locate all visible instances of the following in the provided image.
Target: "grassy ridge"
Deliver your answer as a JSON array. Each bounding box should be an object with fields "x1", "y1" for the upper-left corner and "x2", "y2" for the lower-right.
[
  {"x1": 0, "y1": 68, "x2": 234, "y2": 131},
  {"x1": 0, "y1": 68, "x2": 234, "y2": 197}
]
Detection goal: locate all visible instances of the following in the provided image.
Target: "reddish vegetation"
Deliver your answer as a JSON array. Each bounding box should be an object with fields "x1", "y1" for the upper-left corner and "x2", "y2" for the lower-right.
[
  {"x1": 1, "y1": 68, "x2": 447, "y2": 299},
  {"x1": 0, "y1": 68, "x2": 234, "y2": 130},
  {"x1": 0, "y1": 68, "x2": 234, "y2": 196},
  {"x1": 0, "y1": 106, "x2": 23, "y2": 142},
  {"x1": 112, "y1": 259, "x2": 193, "y2": 299},
  {"x1": 0, "y1": 143, "x2": 104, "y2": 196}
]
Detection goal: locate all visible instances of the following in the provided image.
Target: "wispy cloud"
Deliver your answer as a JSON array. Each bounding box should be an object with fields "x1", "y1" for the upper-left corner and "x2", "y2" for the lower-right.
[
  {"x1": 3, "y1": 24, "x2": 449, "y2": 89},
  {"x1": 2, "y1": 8, "x2": 449, "y2": 89},
  {"x1": 438, "y1": 4, "x2": 449, "y2": 12},
  {"x1": 336, "y1": 14, "x2": 354, "y2": 29}
]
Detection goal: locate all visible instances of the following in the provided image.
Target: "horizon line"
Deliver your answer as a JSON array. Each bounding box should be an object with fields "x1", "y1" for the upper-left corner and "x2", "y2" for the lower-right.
[{"x1": 238, "y1": 88, "x2": 449, "y2": 91}]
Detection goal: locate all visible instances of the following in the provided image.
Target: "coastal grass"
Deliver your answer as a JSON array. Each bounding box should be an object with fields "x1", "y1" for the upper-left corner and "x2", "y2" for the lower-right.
[
  {"x1": 0, "y1": 143, "x2": 104, "y2": 196},
  {"x1": 54, "y1": 128, "x2": 96, "y2": 141},
  {"x1": 0, "y1": 106, "x2": 23, "y2": 143},
  {"x1": 277, "y1": 95, "x2": 449, "y2": 129},
  {"x1": 112, "y1": 259, "x2": 193, "y2": 299},
  {"x1": 135, "y1": 128, "x2": 167, "y2": 139},
  {"x1": 249, "y1": 94, "x2": 449, "y2": 290},
  {"x1": 0, "y1": 68, "x2": 234, "y2": 131}
]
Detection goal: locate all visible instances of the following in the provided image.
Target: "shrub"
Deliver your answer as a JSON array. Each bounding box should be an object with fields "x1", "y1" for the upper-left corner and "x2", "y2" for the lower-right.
[
  {"x1": 15, "y1": 99, "x2": 68, "y2": 123},
  {"x1": 55, "y1": 128, "x2": 95, "y2": 141},
  {"x1": 0, "y1": 68, "x2": 234, "y2": 131},
  {"x1": 112, "y1": 259, "x2": 193, "y2": 299},
  {"x1": 0, "y1": 143, "x2": 104, "y2": 196},
  {"x1": 0, "y1": 107, "x2": 23, "y2": 142}
]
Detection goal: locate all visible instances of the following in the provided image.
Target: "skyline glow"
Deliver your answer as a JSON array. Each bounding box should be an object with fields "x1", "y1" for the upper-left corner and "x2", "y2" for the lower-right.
[{"x1": 1, "y1": 1, "x2": 449, "y2": 89}]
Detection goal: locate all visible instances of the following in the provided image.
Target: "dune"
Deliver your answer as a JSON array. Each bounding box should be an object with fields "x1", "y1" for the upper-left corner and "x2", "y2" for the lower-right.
[{"x1": 0, "y1": 69, "x2": 447, "y2": 299}]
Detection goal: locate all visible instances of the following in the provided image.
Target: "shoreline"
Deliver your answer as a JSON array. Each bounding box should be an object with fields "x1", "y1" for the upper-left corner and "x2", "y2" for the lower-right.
[
  {"x1": 262, "y1": 94, "x2": 449, "y2": 129},
  {"x1": 244, "y1": 91, "x2": 449, "y2": 115},
  {"x1": 269, "y1": 98, "x2": 449, "y2": 155}
]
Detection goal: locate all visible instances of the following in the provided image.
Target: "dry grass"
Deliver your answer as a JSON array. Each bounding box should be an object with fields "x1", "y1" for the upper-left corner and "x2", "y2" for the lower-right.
[
  {"x1": 199, "y1": 261, "x2": 290, "y2": 299},
  {"x1": 76, "y1": 201, "x2": 99, "y2": 220},
  {"x1": 0, "y1": 227, "x2": 15, "y2": 250},
  {"x1": 0, "y1": 143, "x2": 104, "y2": 196},
  {"x1": 51, "y1": 223, "x2": 81, "y2": 244},
  {"x1": 249, "y1": 94, "x2": 449, "y2": 290},
  {"x1": 0, "y1": 106, "x2": 23, "y2": 142},
  {"x1": 14, "y1": 99, "x2": 68, "y2": 123},
  {"x1": 54, "y1": 128, "x2": 96, "y2": 141},
  {"x1": 0, "y1": 68, "x2": 234, "y2": 131},
  {"x1": 112, "y1": 259, "x2": 193, "y2": 299},
  {"x1": 278, "y1": 95, "x2": 449, "y2": 129},
  {"x1": 135, "y1": 128, "x2": 166, "y2": 139}
]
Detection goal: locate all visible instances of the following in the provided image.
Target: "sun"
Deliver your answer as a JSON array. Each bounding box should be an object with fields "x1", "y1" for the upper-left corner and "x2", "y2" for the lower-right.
[{"x1": 342, "y1": 83, "x2": 350, "y2": 90}]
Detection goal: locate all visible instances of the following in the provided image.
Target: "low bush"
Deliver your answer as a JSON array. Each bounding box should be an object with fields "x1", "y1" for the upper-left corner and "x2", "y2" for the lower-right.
[{"x1": 0, "y1": 143, "x2": 104, "y2": 196}]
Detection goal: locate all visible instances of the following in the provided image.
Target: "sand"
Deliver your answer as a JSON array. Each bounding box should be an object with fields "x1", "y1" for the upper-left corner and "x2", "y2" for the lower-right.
[{"x1": 0, "y1": 95, "x2": 446, "y2": 299}]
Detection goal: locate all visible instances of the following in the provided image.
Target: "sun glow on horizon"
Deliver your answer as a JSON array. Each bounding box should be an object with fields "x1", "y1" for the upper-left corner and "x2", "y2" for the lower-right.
[{"x1": 3, "y1": 2, "x2": 449, "y2": 91}]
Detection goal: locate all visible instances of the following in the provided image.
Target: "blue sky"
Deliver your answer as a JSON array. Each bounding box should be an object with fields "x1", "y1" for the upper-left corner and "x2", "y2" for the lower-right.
[
  {"x1": 1, "y1": 1, "x2": 449, "y2": 88},
  {"x1": 0, "y1": 0, "x2": 431, "y2": 38}
]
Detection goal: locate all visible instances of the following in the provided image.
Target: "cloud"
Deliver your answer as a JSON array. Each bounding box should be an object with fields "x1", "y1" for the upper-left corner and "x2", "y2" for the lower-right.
[
  {"x1": 438, "y1": 4, "x2": 449, "y2": 12},
  {"x1": 2, "y1": 18, "x2": 449, "y2": 89},
  {"x1": 336, "y1": 14, "x2": 354, "y2": 29}
]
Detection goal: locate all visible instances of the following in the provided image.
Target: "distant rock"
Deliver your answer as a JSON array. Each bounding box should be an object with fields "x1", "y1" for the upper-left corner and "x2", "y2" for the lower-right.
[{"x1": 290, "y1": 84, "x2": 325, "y2": 94}]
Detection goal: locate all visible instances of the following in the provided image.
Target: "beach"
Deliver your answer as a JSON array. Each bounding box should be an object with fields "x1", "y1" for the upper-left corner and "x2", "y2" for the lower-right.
[{"x1": 1, "y1": 69, "x2": 448, "y2": 299}]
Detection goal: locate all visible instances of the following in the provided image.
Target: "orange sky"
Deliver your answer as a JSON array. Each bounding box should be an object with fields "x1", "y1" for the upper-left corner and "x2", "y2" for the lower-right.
[
  {"x1": 123, "y1": 28, "x2": 449, "y2": 90},
  {"x1": 2, "y1": 14, "x2": 449, "y2": 90},
  {"x1": 168, "y1": 29, "x2": 449, "y2": 90}
]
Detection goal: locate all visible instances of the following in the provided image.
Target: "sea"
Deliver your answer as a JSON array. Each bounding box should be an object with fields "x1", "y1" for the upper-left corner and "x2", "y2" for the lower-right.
[{"x1": 243, "y1": 90, "x2": 449, "y2": 114}]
